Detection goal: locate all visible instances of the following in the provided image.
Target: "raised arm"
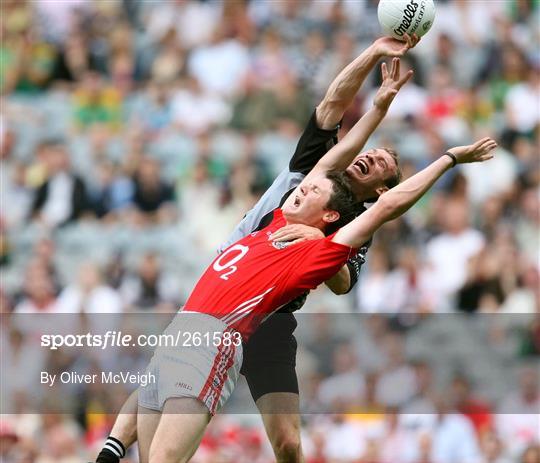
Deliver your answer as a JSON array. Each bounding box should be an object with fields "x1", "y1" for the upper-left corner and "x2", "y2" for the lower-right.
[
  {"x1": 280, "y1": 58, "x2": 412, "y2": 295},
  {"x1": 333, "y1": 138, "x2": 498, "y2": 249},
  {"x1": 221, "y1": 39, "x2": 418, "y2": 251},
  {"x1": 305, "y1": 58, "x2": 413, "y2": 181},
  {"x1": 316, "y1": 34, "x2": 418, "y2": 130}
]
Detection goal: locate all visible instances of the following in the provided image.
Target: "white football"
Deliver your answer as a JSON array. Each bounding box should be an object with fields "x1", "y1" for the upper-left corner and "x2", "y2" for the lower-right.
[{"x1": 377, "y1": 0, "x2": 436, "y2": 41}]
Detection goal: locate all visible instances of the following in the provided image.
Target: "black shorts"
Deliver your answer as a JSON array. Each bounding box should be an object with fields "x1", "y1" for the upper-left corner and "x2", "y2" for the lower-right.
[{"x1": 240, "y1": 312, "x2": 298, "y2": 402}]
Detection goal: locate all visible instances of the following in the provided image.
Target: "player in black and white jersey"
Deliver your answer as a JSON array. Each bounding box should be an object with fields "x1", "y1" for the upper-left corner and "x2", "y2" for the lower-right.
[{"x1": 95, "y1": 34, "x2": 419, "y2": 463}]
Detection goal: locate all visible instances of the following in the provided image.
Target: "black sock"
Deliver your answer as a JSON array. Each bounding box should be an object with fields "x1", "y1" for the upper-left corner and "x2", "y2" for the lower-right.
[{"x1": 96, "y1": 436, "x2": 125, "y2": 463}]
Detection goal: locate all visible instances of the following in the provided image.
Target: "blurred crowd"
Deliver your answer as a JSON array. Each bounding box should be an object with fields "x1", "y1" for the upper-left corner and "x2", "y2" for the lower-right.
[{"x1": 0, "y1": 0, "x2": 539, "y2": 462}]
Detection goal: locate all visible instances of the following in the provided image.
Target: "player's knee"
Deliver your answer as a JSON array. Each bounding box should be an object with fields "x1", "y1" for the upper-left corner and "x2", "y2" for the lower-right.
[
  {"x1": 273, "y1": 432, "x2": 302, "y2": 462},
  {"x1": 275, "y1": 439, "x2": 302, "y2": 462}
]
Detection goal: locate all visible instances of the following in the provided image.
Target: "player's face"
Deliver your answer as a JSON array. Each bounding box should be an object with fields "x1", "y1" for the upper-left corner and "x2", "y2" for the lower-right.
[
  {"x1": 345, "y1": 148, "x2": 397, "y2": 201},
  {"x1": 283, "y1": 176, "x2": 337, "y2": 228}
]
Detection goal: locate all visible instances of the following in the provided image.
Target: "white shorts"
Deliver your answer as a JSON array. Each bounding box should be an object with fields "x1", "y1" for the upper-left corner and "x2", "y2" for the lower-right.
[{"x1": 138, "y1": 311, "x2": 243, "y2": 415}]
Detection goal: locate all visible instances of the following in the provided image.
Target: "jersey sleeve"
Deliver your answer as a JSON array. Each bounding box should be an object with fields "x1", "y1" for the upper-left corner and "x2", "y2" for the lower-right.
[
  {"x1": 344, "y1": 240, "x2": 371, "y2": 293},
  {"x1": 289, "y1": 109, "x2": 340, "y2": 175}
]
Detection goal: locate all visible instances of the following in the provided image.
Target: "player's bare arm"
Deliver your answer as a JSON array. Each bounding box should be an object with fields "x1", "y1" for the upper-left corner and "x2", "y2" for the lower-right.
[
  {"x1": 283, "y1": 58, "x2": 412, "y2": 213},
  {"x1": 320, "y1": 265, "x2": 351, "y2": 294},
  {"x1": 311, "y1": 58, "x2": 412, "y2": 178},
  {"x1": 333, "y1": 138, "x2": 498, "y2": 249},
  {"x1": 316, "y1": 34, "x2": 419, "y2": 129},
  {"x1": 279, "y1": 58, "x2": 411, "y2": 294}
]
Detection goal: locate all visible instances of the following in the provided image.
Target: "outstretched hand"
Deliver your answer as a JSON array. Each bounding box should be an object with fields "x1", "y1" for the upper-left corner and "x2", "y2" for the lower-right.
[
  {"x1": 448, "y1": 137, "x2": 498, "y2": 164},
  {"x1": 373, "y1": 34, "x2": 420, "y2": 57},
  {"x1": 373, "y1": 57, "x2": 413, "y2": 111}
]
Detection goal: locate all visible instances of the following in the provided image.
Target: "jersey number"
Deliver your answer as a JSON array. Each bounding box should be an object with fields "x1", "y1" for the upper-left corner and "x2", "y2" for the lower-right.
[{"x1": 213, "y1": 244, "x2": 249, "y2": 280}]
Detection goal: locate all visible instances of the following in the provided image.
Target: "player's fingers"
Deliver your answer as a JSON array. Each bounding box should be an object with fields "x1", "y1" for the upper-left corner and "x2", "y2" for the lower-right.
[
  {"x1": 479, "y1": 139, "x2": 496, "y2": 152},
  {"x1": 269, "y1": 229, "x2": 286, "y2": 240},
  {"x1": 408, "y1": 33, "x2": 414, "y2": 48},
  {"x1": 289, "y1": 238, "x2": 306, "y2": 245},
  {"x1": 479, "y1": 145, "x2": 495, "y2": 155},
  {"x1": 391, "y1": 58, "x2": 397, "y2": 79},
  {"x1": 271, "y1": 234, "x2": 291, "y2": 242},
  {"x1": 381, "y1": 62, "x2": 388, "y2": 81},
  {"x1": 475, "y1": 141, "x2": 488, "y2": 153},
  {"x1": 403, "y1": 33, "x2": 412, "y2": 48},
  {"x1": 393, "y1": 58, "x2": 400, "y2": 80},
  {"x1": 398, "y1": 69, "x2": 414, "y2": 87},
  {"x1": 389, "y1": 58, "x2": 396, "y2": 79},
  {"x1": 388, "y1": 59, "x2": 395, "y2": 80},
  {"x1": 471, "y1": 140, "x2": 483, "y2": 151},
  {"x1": 475, "y1": 137, "x2": 489, "y2": 146},
  {"x1": 484, "y1": 145, "x2": 497, "y2": 155},
  {"x1": 474, "y1": 137, "x2": 491, "y2": 149},
  {"x1": 273, "y1": 231, "x2": 302, "y2": 242},
  {"x1": 385, "y1": 58, "x2": 394, "y2": 78}
]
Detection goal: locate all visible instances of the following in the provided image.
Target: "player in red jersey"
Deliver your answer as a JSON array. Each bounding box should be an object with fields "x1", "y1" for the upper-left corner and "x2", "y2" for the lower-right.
[
  {"x1": 183, "y1": 180, "x2": 358, "y2": 344},
  {"x1": 136, "y1": 133, "x2": 497, "y2": 461}
]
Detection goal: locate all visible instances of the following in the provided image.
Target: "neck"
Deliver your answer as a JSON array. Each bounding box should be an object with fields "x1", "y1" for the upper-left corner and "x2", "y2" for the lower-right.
[{"x1": 283, "y1": 216, "x2": 325, "y2": 232}]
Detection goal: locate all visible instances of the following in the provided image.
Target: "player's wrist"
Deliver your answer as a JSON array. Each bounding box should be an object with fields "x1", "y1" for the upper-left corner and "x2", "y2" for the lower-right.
[
  {"x1": 442, "y1": 151, "x2": 457, "y2": 168},
  {"x1": 367, "y1": 42, "x2": 385, "y2": 60},
  {"x1": 371, "y1": 103, "x2": 388, "y2": 115}
]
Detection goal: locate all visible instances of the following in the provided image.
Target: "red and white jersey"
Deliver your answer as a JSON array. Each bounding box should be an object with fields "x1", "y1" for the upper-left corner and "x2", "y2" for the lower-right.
[{"x1": 184, "y1": 210, "x2": 356, "y2": 341}]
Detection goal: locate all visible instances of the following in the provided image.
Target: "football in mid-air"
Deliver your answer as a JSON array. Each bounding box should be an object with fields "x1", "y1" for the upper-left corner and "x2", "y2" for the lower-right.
[{"x1": 377, "y1": 0, "x2": 436, "y2": 41}]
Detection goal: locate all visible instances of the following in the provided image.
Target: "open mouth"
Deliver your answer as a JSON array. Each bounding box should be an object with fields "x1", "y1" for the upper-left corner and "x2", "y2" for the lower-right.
[
  {"x1": 355, "y1": 158, "x2": 369, "y2": 175},
  {"x1": 293, "y1": 195, "x2": 301, "y2": 207}
]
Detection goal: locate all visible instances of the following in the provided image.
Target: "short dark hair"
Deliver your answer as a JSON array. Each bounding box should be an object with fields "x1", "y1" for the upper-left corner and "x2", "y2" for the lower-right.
[
  {"x1": 381, "y1": 147, "x2": 402, "y2": 190},
  {"x1": 324, "y1": 171, "x2": 357, "y2": 235}
]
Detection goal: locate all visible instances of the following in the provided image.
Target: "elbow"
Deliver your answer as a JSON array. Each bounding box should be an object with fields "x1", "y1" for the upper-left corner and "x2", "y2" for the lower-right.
[
  {"x1": 326, "y1": 280, "x2": 351, "y2": 296},
  {"x1": 329, "y1": 283, "x2": 350, "y2": 295},
  {"x1": 316, "y1": 100, "x2": 346, "y2": 128},
  {"x1": 374, "y1": 193, "x2": 397, "y2": 222},
  {"x1": 326, "y1": 269, "x2": 352, "y2": 295}
]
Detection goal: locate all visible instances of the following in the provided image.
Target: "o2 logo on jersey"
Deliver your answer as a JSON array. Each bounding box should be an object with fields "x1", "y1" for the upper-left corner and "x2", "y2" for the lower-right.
[{"x1": 213, "y1": 244, "x2": 249, "y2": 280}]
